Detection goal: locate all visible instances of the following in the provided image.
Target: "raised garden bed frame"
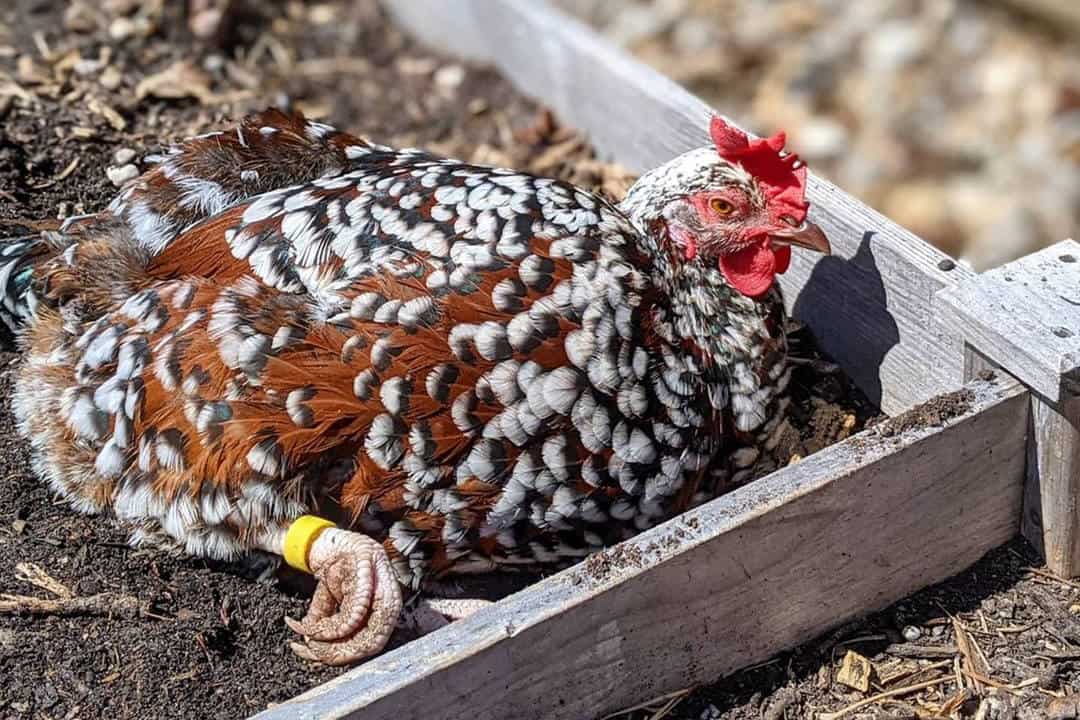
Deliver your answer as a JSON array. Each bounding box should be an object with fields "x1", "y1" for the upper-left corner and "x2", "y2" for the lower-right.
[{"x1": 257, "y1": 2, "x2": 1080, "y2": 718}]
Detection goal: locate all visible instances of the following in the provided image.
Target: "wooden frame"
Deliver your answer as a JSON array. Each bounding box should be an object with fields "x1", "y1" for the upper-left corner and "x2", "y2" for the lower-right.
[
  {"x1": 936, "y1": 240, "x2": 1080, "y2": 576},
  {"x1": 252, "y1": 1, "x2": 1077, "y2": 716},
  {"x1": 261, "y1": 378, "x2": 1026, "y2": 720}
]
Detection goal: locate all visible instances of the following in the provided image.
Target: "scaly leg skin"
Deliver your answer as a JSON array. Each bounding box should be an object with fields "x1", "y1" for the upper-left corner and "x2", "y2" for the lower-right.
[
  {"x1": 400, "y1": 597, "x2": 494, "y2": 635},
  {"x1": 260, "y1": 527, "x2": 404, "y2": 666}
]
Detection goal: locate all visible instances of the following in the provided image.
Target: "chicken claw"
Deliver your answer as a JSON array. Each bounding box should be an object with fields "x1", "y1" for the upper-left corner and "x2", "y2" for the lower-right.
[
  {"x1": 400, "y1": 597, "x2": 494, "y2": 635},
  {"x1": 285, "y1": 529, "x2": 403, "y2": 665}
]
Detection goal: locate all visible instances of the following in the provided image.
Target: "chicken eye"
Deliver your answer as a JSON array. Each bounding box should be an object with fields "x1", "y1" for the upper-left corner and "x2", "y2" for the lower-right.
[{"x1": 710, "y1": 197, "x2": 735, "y2": 216}]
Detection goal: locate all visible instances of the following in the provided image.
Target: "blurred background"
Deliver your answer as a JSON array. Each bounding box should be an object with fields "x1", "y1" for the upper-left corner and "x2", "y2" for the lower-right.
[{"x1": 558, "y1": 0, "x2": 1080, "y2": 269}]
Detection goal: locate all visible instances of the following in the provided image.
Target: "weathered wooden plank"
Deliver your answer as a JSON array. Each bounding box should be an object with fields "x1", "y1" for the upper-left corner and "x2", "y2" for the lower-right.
[
  {"x1": 258, "y1": 376, "x2": 1027, "y2": 720},
  {"x1": 384, "y1": 0, "x2": 971, "y2": 415},
  {"x1": 936, "y1": 240, "x2": 1079, "y2": 404},
  {"x1": 955, "y1": 350, "x2": 1080, "y2": 577},
  {"x1": 936, "y1": 239, "x2": 1080, "y2": 576},
  {"x1": 1025, "y1": 394, "x2": 1080, "y2": 576}
]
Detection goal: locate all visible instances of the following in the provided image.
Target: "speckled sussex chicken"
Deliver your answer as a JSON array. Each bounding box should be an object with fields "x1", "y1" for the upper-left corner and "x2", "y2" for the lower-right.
[{"x1": 0, "y1": 109, "x2": 828, "y2": 665}]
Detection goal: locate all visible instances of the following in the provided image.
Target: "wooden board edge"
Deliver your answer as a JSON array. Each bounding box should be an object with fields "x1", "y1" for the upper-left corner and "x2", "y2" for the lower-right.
[
  {"x1": 1027, "y1": 393, "x2": 1080, "y2": 577},
  {"x1": 256, "y1": 376, "x2": 1028, "y2": 720},
  {"x1": 381, "y1": 0, "x2": 974, "y2": 415},
  {"x1": 934, "y1": 239, "x2": 1080, "y2": 405},
  {"x1": 934, "y1": 240, "x2": 1080, "y2": 576}
]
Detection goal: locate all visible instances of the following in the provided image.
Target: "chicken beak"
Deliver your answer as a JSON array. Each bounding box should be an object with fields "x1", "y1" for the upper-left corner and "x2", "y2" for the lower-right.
[{"x1": 769, "y1": 221, "x2": 831, "y2": 255}]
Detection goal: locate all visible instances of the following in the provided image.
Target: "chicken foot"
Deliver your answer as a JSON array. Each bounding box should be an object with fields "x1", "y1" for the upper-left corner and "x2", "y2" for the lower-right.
[{"x1": 257, "y1": 523, "x2": 403, "y2": 666}]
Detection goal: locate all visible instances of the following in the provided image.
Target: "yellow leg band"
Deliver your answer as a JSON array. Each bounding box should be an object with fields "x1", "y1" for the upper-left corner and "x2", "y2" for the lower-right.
[{"x1": 283, "y1": 515, "x2": 336, "y2": 574}]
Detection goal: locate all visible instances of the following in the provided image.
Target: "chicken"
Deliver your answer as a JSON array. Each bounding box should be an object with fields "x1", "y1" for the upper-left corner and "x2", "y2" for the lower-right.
[{"x1": 1, "y1": 109, "x2": 829, "y2": 664}]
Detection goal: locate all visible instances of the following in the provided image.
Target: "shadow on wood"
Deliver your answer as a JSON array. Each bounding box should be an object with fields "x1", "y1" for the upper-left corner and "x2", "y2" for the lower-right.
[{"x1": 792, "y1": 231, "x2": 899, "y2": 409}]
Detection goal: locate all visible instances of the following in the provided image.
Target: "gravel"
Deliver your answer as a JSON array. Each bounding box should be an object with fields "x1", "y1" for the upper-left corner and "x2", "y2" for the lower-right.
[{"x1": 559, "y1": 0, "x2": 1080, "y2": 271}]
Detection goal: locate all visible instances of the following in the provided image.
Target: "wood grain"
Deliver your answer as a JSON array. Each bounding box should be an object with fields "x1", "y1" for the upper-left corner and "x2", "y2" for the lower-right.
[
  {"x1": 937, "y1": 239, "x2": 1080, "y2": 576},
  {"x1": 936, "y1": 240, "x2": 1080, "y2": 405},
  {"x1": 1025, "y1": 394, "x2": 1080, "y2": 577},
  {"x1": 384, "y1": 0, "x2": 971, "y2": 415},
  {"x1": 258, "y1": 376, "x2": 1027, "y2": 720}
]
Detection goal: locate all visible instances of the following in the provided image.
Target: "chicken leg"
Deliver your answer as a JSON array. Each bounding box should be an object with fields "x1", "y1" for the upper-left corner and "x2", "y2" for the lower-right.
[
  {"x1": 258, "y1": 523, "x2": 403, "y2": 665},
  {"x1": 258, "y1": 522, "x2": 491, "y2": 664}
]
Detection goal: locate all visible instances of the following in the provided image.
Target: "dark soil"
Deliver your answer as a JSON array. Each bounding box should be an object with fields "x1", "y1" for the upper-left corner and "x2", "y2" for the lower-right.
[
  {"x1": 0, "y1": 0, "x2": 556, "y2": 235},
  {"x1": 875, "y1": 388, "x2": 976, "y2": 439}
]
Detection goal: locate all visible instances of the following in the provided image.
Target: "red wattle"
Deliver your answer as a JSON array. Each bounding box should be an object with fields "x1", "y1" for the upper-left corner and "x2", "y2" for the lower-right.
[
  {"x1": 773, "y1": 244, "x2": 791, "y2": 273},
  {"x1": 719, "y1": 243, "x2": 781, "y2": 297}
]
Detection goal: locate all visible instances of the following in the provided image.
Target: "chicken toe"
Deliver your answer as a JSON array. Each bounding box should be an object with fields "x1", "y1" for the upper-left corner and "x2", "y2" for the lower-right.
[
  {"x1": 401, "y1": 597, "x2": 494, "y2": 635},
  {"x1": 286, "y1": 528, "x2": 403, "y2": 665}
]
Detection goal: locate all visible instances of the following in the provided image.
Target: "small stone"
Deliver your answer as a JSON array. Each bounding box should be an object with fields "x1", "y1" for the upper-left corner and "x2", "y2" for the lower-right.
[
  {"x1": 106, "y1": 164, "x2": 139, "y2": 187},
  {"x1": 99, "y1": 66, "x2": 123, "y2": 90},
  {"x1": 202, "y1": 54, "x2": 226, "y2": 73},
  {"x1": 74, "y1": 58, "x2": 105, "y2": 77},
  {"x1": 796, "y1": 117, "x2": 849, "y2": 160},
  {"x1": 698, "y1": 704, "x2": 722, "y2": 720},
  {"x1": 434, "y1": 64, "x2": 466, "y2": 90},
  {"x1": 671, "y1": 17, "x2": 718, "y2": 53},
  {"x1": 901, "y1": 625, "x2": 922, "y2": 641},
  {"x1": 1052, "y1": 327, "x2": 1074, "y2": 339},
  {"x1": 864, "y1": 20, "x2": 928, "y2": 71},
  {"x1": 109, "y1": 16, "x2": 136, "y2": 40},
  {"x1": 1061, "y1": 254, "x2": 1077, "y2": 263},
  {"x1": 113, "y1": 147, "x2": 137, "y2": 165},
  {"x1": 467, "y1": 98, "x2": 489, "y2": 115},
  {"x1": 938, "y1": 259, "x2": 956, "y2": 271},
  {"x1": 607, "y1": 5, "x2": 672, "y2": 46},
  {"x1": 12, "y1": 519, "x2": 26, "y2": 534},
  {"x1": 189, "y1": 3, "x2": 225, "y2": 39},
  {"x1": 308, "y1": 3, "x2": 337, "y2": 24},
  {"x1": 836, "y1": 650, "x2": 873, "y2": 692},
  {"x1": 64, "y1": 2, "x2": 98, "y2": 33}
]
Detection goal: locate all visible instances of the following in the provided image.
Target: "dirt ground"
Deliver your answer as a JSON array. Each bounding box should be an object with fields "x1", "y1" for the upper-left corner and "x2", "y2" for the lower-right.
[
  {"x1": 0, "y1": 2, "x2": 1075, "y2": 720},
  {"x1": 611, "y1": 537, "x2": 1080, "y2": 720}
]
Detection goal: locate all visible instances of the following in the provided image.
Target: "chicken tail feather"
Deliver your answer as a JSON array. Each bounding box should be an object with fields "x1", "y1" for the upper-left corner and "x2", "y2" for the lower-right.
[{"x1": 0, "y1": 234, "x2": 53, "y2": 336}]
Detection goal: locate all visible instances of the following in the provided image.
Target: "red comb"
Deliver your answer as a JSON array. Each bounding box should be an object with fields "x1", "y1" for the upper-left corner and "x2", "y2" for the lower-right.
[{"x1": 710, "y1": 116, "x2": 809, "y2": 225}]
